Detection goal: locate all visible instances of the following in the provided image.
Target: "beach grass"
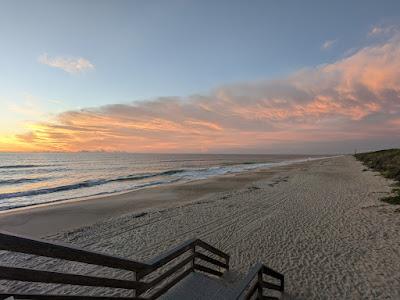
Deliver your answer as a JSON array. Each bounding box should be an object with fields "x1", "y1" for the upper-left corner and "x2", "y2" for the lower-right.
[{"x1": 355, "y1": 149, "x2": 400, "y2": 204}]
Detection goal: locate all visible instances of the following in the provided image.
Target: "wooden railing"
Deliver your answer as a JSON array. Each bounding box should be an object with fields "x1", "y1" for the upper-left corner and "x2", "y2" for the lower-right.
[
  {"x1": 232, "y1": 262, "x2": 284, "y2": 300},
  {"x1": 0, "y1": 231, "x2": 229, "y2": 300}
]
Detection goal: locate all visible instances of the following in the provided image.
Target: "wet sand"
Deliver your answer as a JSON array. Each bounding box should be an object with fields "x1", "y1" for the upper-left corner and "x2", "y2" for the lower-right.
[{"x1": 0, "y1": 163, "x2": 292, "y2": 237}]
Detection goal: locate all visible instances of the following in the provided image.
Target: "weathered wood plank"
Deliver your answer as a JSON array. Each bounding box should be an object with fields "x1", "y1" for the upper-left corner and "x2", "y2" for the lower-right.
[
  {"x1": 0, "y1": 266, "x2": 146, "y2": 290},
  {"x1": 259, "y1": 281, "x2": 282, "y2": 292},
  {"x1": 195, "y1": 239, "x2": 229, "y2": 261},
  {"x1": 262, "y1": 265, "x2": 284, "y2": 281},
  {"x1": 231, "y1": 262, "x2": 284, "y2": 300},
  {"x1": 144, "y1": 239, "x2": 195, "y2": 272},
  {"x1": 0, "y1": 231, "x2": 149, "y2": 272},
  {"x1": 195, "y1": 252, "x2": 228, "y2": 269},
  {"x1": 231, "y1": 262, "x2": 263, "y2": 299},
  {"x1": 244, "y1": 281, "x2": 258, "y2": 300},
  {"x1": 148, "y1": 268, "x2": 192, "y2": 300},
  {"x1": 0, "y1": 231, "x2": 235, "y2": 299},
  {"x1": 193, "y1": 263, "x2": 223, "y2": 277},
  {"x1": 0, "y1": 294, "x2": 145, "y2": 300},
  {"x1": 146, "y1": 255, "x2": 193, "y2": 289}
]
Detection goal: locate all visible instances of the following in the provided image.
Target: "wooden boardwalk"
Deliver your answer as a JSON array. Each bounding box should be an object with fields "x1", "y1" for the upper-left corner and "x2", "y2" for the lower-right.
[{"x1": 0, "y1": 231, "x2": 284, "y2": 299}]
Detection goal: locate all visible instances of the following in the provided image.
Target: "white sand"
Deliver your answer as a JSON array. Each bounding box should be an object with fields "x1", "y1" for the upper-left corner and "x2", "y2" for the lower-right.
[{"x1": 1, "y1": 155, "x2": 399, "y2": 299}]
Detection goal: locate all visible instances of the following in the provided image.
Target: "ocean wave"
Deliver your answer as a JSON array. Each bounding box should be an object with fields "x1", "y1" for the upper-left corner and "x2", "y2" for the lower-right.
[
  {"x1": 0, "y1": 164, "x2": 51, "y2": 169},
  {"x1": 0, "y1": 179, "x2": 109, "y2": 200},
  {"x1": 112, "y1": 169, "x2": 185, "y2": 182},
  {"x1": 0, "y1": 163, "x2": 284, "y2": 200},
  {"x1": 0, "y1": 177, "x2": 181, "y2": 211},
  {"x1": 0, "y1": 169, "x2": 187, "y2": 200},
  {"x1": 0, "y1": 177, "x2": 49, "y2": 185},
  {"x1": 159, "y1": 159, "x2": 223, "y2": 163},
  {"x1": 0, "y1": 157, "x2": 330, "y2": 202},
  {"x1": 158, "y1": 169, "x2": 186, "y2": 176}
]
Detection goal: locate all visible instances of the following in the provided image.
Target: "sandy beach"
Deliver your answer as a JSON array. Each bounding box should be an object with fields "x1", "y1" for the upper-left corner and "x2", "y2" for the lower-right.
[
  {"x1": 1, "y1": 155, "x2": 399, "y2": 299},
  {"x1": 0, "y1": 161, "x2": 293, "y2": 237}
]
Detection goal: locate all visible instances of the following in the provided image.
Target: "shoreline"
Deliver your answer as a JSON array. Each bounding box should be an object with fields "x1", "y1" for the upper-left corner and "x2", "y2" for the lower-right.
[
  {"x1": 0, "y1": 160, "x2": 313, "y2": 237},
  {"x1": 0, "y1": 155, "x2": 334, "y2": 214}
]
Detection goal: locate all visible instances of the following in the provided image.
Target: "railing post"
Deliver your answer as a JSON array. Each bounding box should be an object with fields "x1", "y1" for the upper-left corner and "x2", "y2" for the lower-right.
[
  {"x1": 135, "y1": 270, "x2": 149, "y2": 297},
  {"x1": 191, "y1": 243, "x2": 196, "y2": 272},
  {"x1": 132, "y1": 272, "x2": 137, "y2": 298},
  {"x1": 257, "y1": 270, "x2": 263, "y2": 299}
]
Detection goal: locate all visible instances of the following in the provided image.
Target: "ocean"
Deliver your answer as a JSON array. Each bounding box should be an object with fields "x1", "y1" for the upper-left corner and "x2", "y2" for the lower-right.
[{"x1": 0, "y1": 153, "x2": 322, "y2": 211}]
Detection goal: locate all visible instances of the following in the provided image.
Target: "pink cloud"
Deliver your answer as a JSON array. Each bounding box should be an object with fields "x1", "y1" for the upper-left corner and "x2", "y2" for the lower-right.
[{"x1": 6, "y1": 32, "x2": 400, "y2": 153}]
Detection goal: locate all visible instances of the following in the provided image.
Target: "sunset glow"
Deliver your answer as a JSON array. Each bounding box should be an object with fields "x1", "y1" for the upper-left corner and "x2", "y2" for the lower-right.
[{"x1": 1, "y1": 1, "x2": 400, "y2": 154}]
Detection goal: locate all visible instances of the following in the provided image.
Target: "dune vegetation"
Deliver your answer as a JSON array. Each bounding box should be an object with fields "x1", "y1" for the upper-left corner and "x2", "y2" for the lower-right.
[{"x1": 355, "y1": 149, "x2": 400, "y2": 204}]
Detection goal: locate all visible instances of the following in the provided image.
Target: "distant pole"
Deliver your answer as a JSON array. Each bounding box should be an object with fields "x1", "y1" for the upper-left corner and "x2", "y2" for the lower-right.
[{"x1": 354, "y1": 148, "x2": 357, "y2": 155}]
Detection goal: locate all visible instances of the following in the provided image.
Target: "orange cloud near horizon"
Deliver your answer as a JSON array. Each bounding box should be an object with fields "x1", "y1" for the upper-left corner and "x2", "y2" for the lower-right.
[{"x1": 2, "y1": 33, "x2": 400, "y2": 153}]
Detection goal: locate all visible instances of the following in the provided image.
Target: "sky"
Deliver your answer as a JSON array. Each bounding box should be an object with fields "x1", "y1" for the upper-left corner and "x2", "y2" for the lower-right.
[{"x1": 1, "y1": 0, "x2": 400, "y2": 154}]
